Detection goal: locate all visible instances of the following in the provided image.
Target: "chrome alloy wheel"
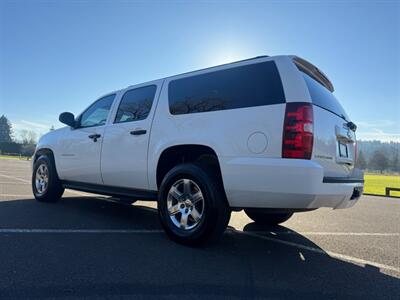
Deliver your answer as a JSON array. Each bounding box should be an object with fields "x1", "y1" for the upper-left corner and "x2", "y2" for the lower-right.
[
  {"x1": 167, "y1": 179, "x2": 205, "y2": 230},
  {"x1": 35, "y1": 163, "x2": 49, "y2": 195}
]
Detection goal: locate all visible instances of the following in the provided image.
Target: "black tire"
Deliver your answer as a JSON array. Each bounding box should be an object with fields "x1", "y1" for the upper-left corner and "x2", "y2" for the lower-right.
[
  {"x1": 32, "y1": 155, "x2": 64, "y2": 203},
  {"x1": 244, "y1": 210, "x2": 293, "y2": 225},
  {"x1": 158, "y1": 163, "x2": 231, "y2": 246}
]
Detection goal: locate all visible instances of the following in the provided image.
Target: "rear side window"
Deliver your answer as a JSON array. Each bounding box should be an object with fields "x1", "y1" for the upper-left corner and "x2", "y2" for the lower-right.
[
  {"x1": 302, "y1": 73, "x2": 349, "y2": 121},
  {"x1": 168, "y1": 61, "x2": 285, "y2": 115},
  {"x1": 115, "y1": 85, "x2": 157, "y2": 123}
]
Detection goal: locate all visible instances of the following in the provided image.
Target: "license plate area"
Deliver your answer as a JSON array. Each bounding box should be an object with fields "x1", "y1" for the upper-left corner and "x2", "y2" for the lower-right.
[{"x1": 339, "y1": 142, "x2": 348, "y2": 158}]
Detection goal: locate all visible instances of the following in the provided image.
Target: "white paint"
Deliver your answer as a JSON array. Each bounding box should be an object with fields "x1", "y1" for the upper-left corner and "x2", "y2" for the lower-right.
[
  {"x1": 101, "y1": 80, "x2": 163, "y2": 189},
  {"x1": 0, "y1": 173, "x2": 30, "y2": 183},
  {"x1": 34, "y1": 54, "x2": 363, "y2": 210},
  {"x1": 247, "y1": 132, "x2": 268, "y2": 154},
  {"x1": 313, "y1": 105, "x2": 355, "y2": 177},
  {"x1": 54, "y1": 126, "x2": 105, "y2": 184},
  {"x1": 0, "y1": 194, "x2": 33, "y2": 198}
]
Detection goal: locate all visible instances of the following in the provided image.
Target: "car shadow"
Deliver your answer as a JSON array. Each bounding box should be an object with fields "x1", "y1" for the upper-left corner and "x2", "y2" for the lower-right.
[{"x1": 0, "y1": 196, "x2": 399, "y2": 299}]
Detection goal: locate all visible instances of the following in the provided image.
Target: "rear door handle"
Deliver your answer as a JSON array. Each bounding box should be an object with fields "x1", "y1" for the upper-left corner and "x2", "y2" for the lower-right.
[
  {"x1": 88, "y1": 133, "x2": 101, "y2": 142},
  {"x1": 130, "y1": 129, "x2": 147, "y2": 136}
]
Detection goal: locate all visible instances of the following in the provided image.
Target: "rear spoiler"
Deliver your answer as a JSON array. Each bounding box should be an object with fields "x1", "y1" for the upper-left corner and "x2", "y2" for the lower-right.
[{"x1": 293, "y1": 56, "x2": 334, "y2": 92}]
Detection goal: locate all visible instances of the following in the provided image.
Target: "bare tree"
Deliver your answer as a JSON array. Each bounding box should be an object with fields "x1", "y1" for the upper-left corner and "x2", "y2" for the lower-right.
[
  {"x1": 356, "y1": 150, "x2": 367, "y2": 170},
  {"x1": 369, "y1": 150, "x2": 389, "y2": 173},
  {"x1": 20, "y1": 130, "x2": 38, "y2": 145},
  {"x1": 391, "y1": 152, "x2": 399, "y2": 173}
]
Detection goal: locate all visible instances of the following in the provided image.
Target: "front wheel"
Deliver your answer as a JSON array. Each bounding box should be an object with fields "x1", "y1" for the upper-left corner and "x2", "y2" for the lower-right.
[
  {"x1": 32, "y1": 155, "x2": 64, "y2": 203},
  {"x1": 244, "y1": 210, "x2": 293, "y2": 225},
  {"x1": 158, "y1": 163, "x2": 231, "y2": 246}
]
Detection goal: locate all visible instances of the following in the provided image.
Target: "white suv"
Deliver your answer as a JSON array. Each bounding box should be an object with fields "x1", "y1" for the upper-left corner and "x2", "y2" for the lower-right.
[{"x1": 32, "y1": 55, "x2": 364, "y2": 245}]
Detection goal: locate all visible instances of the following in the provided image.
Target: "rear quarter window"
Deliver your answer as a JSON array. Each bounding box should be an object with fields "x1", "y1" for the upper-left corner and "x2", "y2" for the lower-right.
[
  {"x1": 302, "y1": 72, "x2": 349, "y2": 121},
  {"x1": 168, "y1": 61, "x2": 285, "y2": 115}
]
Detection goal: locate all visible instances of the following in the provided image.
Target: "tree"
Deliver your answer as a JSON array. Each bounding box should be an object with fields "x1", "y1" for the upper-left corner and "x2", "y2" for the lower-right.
[
  {"x1": 20, "y1": 129, "x2": 37, "y2": 145},
  {"x1": 356, "y1": 150, "x2": 367, "y2": 170},
  {"x1": 391, "y1": 152, "x2": 399, "y2": 173},
  {"x1": 21, "y1": 144, "x2": 36, "y2": 157},
  {"x1": 369, "y1": 150, "x2": 389, "y2": 173},
  {"x1": 0, "y1": 115, "x2": 13, "y2": 142}
]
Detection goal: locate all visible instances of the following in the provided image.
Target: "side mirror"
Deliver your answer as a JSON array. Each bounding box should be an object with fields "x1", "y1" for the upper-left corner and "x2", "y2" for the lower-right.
[{"x1": 59, "y1": 112, "x2": 76, "y2": 128}]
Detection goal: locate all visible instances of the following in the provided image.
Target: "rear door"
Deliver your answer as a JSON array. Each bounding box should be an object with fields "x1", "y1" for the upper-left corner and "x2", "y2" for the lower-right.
[
  {"x1": 101, "y1": 82, "x2": 161, "y2": 190},
  {"x1": 301, "y1": 72, "x2": 356, "y2": 177}
]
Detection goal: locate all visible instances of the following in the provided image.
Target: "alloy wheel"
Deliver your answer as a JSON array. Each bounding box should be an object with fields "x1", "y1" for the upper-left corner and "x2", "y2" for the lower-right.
[
  {"x1": 35, "y1": 164, "x2": 49, "y2": 195},
  {"x1": 167, "y1": 178, "x2": 205, "y2": 230}
]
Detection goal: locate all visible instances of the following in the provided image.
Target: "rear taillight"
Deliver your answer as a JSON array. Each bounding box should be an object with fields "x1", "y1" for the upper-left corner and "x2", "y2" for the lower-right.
[{"x1": 282, "y1": 102, "x2": 314, "y2": 159}]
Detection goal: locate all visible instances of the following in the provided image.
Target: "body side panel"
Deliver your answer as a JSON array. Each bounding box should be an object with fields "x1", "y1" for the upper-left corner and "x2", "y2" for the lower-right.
[{"x1": 148, "y1": 57, "x2": 288, "y2": 191}]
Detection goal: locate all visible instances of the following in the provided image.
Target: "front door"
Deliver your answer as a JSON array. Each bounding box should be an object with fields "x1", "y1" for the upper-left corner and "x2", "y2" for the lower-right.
[
  {"x1": 57, "y1": 94, "x2": 116, "y2": 184},
  {"x1": 101, "y1": 83, "x2": 159, "y2": 190}
]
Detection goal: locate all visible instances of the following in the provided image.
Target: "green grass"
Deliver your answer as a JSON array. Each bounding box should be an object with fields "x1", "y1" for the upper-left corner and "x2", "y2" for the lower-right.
[
  {"x1": 0, "y1": 155, "x2": 30, "y2": 160},
  {"x1": 364, "y1": 174, "x2": 400, "y2": 197}
]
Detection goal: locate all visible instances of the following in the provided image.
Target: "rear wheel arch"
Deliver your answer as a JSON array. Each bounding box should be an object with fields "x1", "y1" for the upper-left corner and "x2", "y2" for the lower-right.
[
  {"x1": 157, "y1": 162, "x2": 231, "y2": 245},
  {"x1": 156, "y1": 144, "x2": 224, "y2": 190}
]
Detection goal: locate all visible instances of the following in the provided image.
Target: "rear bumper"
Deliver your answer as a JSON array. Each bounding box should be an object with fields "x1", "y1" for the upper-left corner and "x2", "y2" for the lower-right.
[
  {"x1": 323, "y1": 175, "x2": 364, "y2": 184},
  {"x1": 219, "y1": 157, "x2": 364, "y2": 209}
]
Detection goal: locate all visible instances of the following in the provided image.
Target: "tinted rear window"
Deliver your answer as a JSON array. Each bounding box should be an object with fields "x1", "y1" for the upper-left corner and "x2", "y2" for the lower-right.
[
  {"x1": 168, "y1": 61, "x2": 285, "y2": 115},
  {"x1": 302, "y1": 73, "x2": 349, "y2": 121}
]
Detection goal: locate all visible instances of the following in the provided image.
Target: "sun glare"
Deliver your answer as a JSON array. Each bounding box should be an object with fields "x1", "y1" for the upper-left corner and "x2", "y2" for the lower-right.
[{"x1": 204, "y1": 45, "x2": 255, "y2": 67}]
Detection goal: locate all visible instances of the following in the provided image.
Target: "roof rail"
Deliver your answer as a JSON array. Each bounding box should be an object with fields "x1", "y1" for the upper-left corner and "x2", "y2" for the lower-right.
[
  {"x1": 127, "y1": 55, "x2": 270, "y2": 89},
  {"x1": 169, "y1": 55, "x2": 270, "y2": 79}
]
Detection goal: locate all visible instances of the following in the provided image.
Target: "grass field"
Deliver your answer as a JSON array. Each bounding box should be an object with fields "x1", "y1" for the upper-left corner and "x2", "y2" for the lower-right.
[
  {"x1": 0, "y1": 155, "x2": 30, "y2": 160},
  {"x1": 364, "y1": 174, "x2": 400, "y2": 197}
]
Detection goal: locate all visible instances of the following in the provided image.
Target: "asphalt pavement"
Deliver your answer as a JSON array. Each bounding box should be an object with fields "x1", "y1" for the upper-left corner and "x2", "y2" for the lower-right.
[{"x1": 0, "y1": 158, "x2": 399, "y2": 299}]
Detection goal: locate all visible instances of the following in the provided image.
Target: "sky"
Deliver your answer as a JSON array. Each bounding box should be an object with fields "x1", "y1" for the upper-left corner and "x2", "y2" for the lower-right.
[{"x1": 0, "y1": 0, "x2": 399, "y2": 142}]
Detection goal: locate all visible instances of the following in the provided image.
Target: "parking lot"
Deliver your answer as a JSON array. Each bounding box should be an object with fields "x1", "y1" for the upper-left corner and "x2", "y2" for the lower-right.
[{"x1": 0, "y1": 158, "x2": 399, "y2": 299}]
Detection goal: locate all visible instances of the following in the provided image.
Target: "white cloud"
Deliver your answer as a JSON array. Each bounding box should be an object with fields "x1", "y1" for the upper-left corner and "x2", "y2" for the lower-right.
[
  {"x1": 12, "y1": 119, "x2": 54, "y2": 142},
  {"x1": 19, "y1": 120, "x2": 51, "y2": 130},
  {"x1": 357, "y1": 131, "x2": 400, "y2": 142},
  {"x1": 355, "y1": 119, "x2": 400, "y2": 142},
  {"x1": 356, "y1": 120, "x2": 397, "y2": 129}
]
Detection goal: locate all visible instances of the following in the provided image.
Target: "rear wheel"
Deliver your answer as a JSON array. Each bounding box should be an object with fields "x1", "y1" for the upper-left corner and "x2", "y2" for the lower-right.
[
  {"x1": 158, "y1": 163, "x2": 231, "y2": 246},
  {"x1": 32, "y1": 155, "x2": 64, "y2": 203},
  {"x1": 244, "y1": 210, "x2": 293, "y2": 225}
]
